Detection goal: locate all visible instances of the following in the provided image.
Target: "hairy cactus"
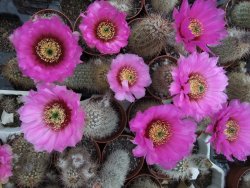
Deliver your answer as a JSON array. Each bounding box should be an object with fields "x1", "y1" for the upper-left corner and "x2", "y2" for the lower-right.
[
  {"x1": 129, "y1": 177, "x2": 160, "y2": 188},
  {"x1": 197, "y1": 117, "x2": 211, "y2": 133},
  {"x1": 81, "y1": 95, "x2": 119, "y2": 140},
  {"x1": 128, "y1": 14, "x2": 173, "y2": 59},
  {"x1": 155, "y1": 155, "x2": 211, "y2": 181},
  {"x1": 1, "y1": 58, "x2": 35, "y2": 90},
  {"x1": 151, "y1": 0, "x2": 179, "y2": 15},
  {"x1": 241, "y1": 172, "x2": 250, "y2": 188},
  {"x1": 57, "y1": 146, "x2": 98, "y2": 188},
  {"x1": 99, "y1": 150, "x2": 130, "y2": 188},
  {"x1": 65, "y1": 58, "x2": 110, "y2": 93},
  {"x1": 231, "y1": 1, "x2": 250, "y2": 29},
  {"x1": 108, "y1": 0, "x2": 134, "y2": 17},
  {"x1": 227, "y1": 72, "x2": 250, "y2": 103},
  {"x1": 151, "y1": 60, "x2": 174, "y2": 97},
  {"x1": 0, "y1": 96, "x2": 18, "y2": 113},
  {"x1": 13, "y1": 152, "x2": 49, "y2": 187},
  {"x1": 211, "y1": 29, "x2": 250, "y2": 65}
]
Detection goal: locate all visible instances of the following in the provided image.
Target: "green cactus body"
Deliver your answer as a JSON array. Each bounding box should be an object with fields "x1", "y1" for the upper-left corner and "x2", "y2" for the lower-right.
[
  {"x1": 81, "y1": 96, "x2": 119, "y2": 139},
  {"x1": 57, "y1": 146, "x2": 97, "y2": 188},
  {"x1": 227, "y1": 72, "x2": 250, "y2": 103},
  {"x1": 231, "y1": 1, "x2": 250, "y2": 29},
  {"x1": 108, "y1": 0, "x2": 134, "y2": 16},
  {"x1": 151, "y1": 0, "x2": 178, "y2": 15},
  {"x1": 1, "y1": 58, "x2": 35, "y2": 90},
  {"x1": 151, "y1": 61, "x2": 174, "y2": 97},
  {"x1": 211, "y1": 29, "x2": 250, "y2": 64},
  {"x1": 128, "y1": 14, "x2": 172, "y2": 59},
  {"x1": 65, "y1": 58, "x2": 110, "y2": 93}
]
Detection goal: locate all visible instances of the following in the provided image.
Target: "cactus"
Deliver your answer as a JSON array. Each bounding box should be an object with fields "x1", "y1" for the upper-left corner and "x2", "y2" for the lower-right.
[
  {"x1": 151, "y1": 0, "x2": 179, "y2": 15},
  {"x1": 155, "y1": 155, "x2": 211, "y2": 181},
  {"x1": 13, "y1": 152, "x2": 49, "y2": 187},
  {"x1": 128, "y1": 14, "x2": 173, "y2": 59},
  {"x1": 64, "y1": 58, "x2": 110, "y2": 93},
  {"x1": 1, "y1": 58, "x2": 35, "y2": 90},
  {"x1": 108, "y1": 0, "x2": 134, "y2": 17},
  {"x1": 197, "y1": 117, "x2": 211, "y2": 133},
  {"x1": 211, "y1": 29, "x2": 250, "y2": 65},
  {"x1": 231, "y1": 1, "x2": 250, "y2": 29},
  {"x1": 242, "y1": 172, "x2": 250, "y2": 188},
  {"x1": 129, "y1": 177, "x2": 160, "y2": 188},
  {"x1": 99, "y1": 150, "x2": 130, "y2": 188},
  {"x1": 81, "y1": 95, "x2": 119, "y2": 139},
  {"x1": 151, "y1": 60, "x2": 174, "y2": 97},
  {"x1": 0, "y1": 96, "x2": 18, "y2": 113},
  {"x1": 227, "y1": 72, "x2": 250, "y2": 103},
  {"x1": 57, "y1": 146, "x2": 98, "y2": 188}
]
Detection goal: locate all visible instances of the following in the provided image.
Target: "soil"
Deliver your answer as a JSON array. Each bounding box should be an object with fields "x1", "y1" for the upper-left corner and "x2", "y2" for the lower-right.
[
  {"x1": 102, "y1": 135, "x2": 143, "y2": 179},
  {"x1": 0, "y1": 14, "x2": 22, "y2": 52}
]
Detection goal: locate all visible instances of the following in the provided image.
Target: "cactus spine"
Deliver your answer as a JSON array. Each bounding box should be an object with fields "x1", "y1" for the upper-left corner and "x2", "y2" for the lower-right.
[
  {"x1": 108, "y1": 0, "x2": 134, "y2": 17},
  {"x1": 231, "y1": 1, "x2": 250, "y2": 29},
  {"x1": 227, "y1": 72, "x2": 250, "y2": 103},
  {"x1": 81, "y1": 95, "x2": 119, "y2": 140},
  {"x1": 57, "y1": 146, "x2": 98, "y2": 188},
  {"x1": 1, "y1": 58, "x2": 35, "y2": 90},
  {"x1": 65, "y1": 58, "x2": 110, "y2": 93},
  {"x1": 129, "y1": 177, "x2": 160, "y2": 188},
  {"x1": 151, "y1": 0, "x2": 179, "y2": 15},
  {"x1": 128, "y1": 14, "x2": 173, "y2": 59},
  {"x1": 211, "y1": 29, "x2": 250, "y2": 64},
  {"x1": 151, "y1": 60, "x2": 174, "y2": 98},
  {"x1": 99, "y1": 150, "x2": 130, "y2": 188}
]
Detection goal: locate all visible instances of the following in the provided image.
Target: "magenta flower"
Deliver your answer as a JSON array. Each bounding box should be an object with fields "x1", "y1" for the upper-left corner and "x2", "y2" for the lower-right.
[
  {"x1": 170, "y1": 52, "x2": 228, "y2": 120},
  {"x1": 19, "y1": 84, "x2": 85, "y2": 152},
  {"x1": 207, "y1": 100, "x2": 250, "y2": 161},
  {"x1": 79, "y1": 1, "x2": 130, "y2": 54},
  {"x1": 0, "y1": 145, "x2": 13, "y2": 184},
  {"x1": 130, "y1": 104, "x2": 196, "y2": 169},
  {"x1": 173, "y1": 0, "x2": 227, "y2": 52},
  {"x1": 107, "y1": 53, "x2": 151, "y2": 102},
  {"x1": 10, "y1": 16, "x2": 82, "y2": 83}
]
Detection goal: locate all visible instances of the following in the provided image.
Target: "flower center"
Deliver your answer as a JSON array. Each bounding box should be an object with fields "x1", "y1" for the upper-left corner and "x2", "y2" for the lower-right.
[
  {"x1": 119, "y1": 66, "x2": 137, "y2": 86},
  {"x1": 188, "y1": 19, "x2": 203, "y2": 37},
  {"x1": 43, "y1": 100, "x2": 71, "y2": 131},
  {"x1": 147, "y1": 120, "x2": 172, "y2": 146},
  {"x1": 36, "y1": 38, "x2": 62, "y2": 64},
  {"x1": 96, "y1": 21, "x2": 116, "y2": 41},
  {"x1": 188, "y1": 73, "x2": 207, "y2": 100},
  {"x1": 224, "y1": 119, "x2": 239, "y2": 142}
]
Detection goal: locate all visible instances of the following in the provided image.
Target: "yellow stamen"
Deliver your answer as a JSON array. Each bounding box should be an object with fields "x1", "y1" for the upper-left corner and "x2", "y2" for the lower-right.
[
  {"x1": 119, "y1": 67, "x2": 137, "y2": 86},
  {"x1": 224, "y1": 119, "x2": 239, "y2": 142},
  {"x1": 43, "y1": 102, "x2": 68, "y2": 131},
  {"x1": 188, "y1": 19, "x2": 203, "y2": 37},
  {"x1": 96, "y1": 21, "x2": 116, "y2": 41},
  {"x1": 188, "y1": 73, "x2": 207, "y2": 100},
  {"x1": 147, "y1": 120, "x2": 172, "y2": 146},
  {"x1": 36, "y1": 38, "x2": 62, "y2": 64}
]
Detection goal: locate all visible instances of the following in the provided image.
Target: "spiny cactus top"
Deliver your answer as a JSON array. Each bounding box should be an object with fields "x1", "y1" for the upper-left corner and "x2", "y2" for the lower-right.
[
  {"x1": 129, "y1": 104, "x2": 196, "y2": 170},
  {"x1": 170, "y1": 52, "x2": 228, "y2": 121},
  {"x1": 206, "y1": 100, "x2": 250, "y2": 161},
  {"x1": 173, "y1": 0, "x2": 227, "y2": 52},
  {"x1": 79, "y1": 0, "x2": 130, "y2": 54},
  {"x1": 9, "y1": 15, "x2": 82, "y2": 83},
  {"x1": 0, "y1": 145, "x2": 13, "y2": 184},
  {"x1": 107, "y1": 53, "x2": 151, "y2": 102},
  {"x1": 18, "y1": 84, "x2": 85, "y2": 152}
]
